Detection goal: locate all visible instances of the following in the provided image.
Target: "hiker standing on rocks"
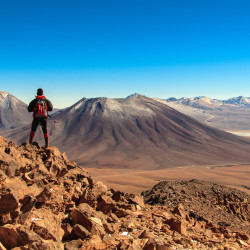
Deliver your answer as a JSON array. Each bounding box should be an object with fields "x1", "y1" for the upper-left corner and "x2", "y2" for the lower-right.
[{"x1": 28, "y1": 88, "x2": 53, "y2": 148}]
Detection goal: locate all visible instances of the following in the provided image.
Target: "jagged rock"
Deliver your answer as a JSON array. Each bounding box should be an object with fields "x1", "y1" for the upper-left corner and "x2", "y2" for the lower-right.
[
  {"x1": 139, "y1": 230, "x2": 155, "y2": 239},
  {"x1": 125, "y1": 193, "x2": 145, "y2": 208},
  {"x1": 45, "y1": 147, "x2": 63, "y2": 161},
  {"x1": 19, "y1": 195, "x2": 36, "y2": 213},
  {"x1": 92, "y1": 181, "x2": 109, "y2": 197},
  {"x1": 81, "y1": 235, "x2": 108, "y2": 249},
  {"x1": 13, "y1": 240, "x2": 64, "y2": 250},
  {"x1": 173, "y1": 203, "x2": 185, "y2": 217},
  {"x1": 0, "y1": 241, "x2": 6, "y2": 250},
  {"x1": 0, "y1": 137, "x2": 8, "y2": 148},
  {"x1": 169, "y1": 219, "x2": 187, "y2": 236},
  {"x1": 0, "y1": 224, "x2": 20, "y2": 249},
  {"x1": 0, "y1": 189, "x2": 19, "y2": 215},
  {"x1": 96, "y1": 195, "x2": 116, "y2": 214},
  {"x1": 61, "y1": 223, "x2": 72, "y2": 240},
  {"x1": 0, "y1": 224, "x2": 42, "y2": 249},
  {"x1": 17, "y1": 208, "x2": 64, "y2": 242},
  {"x1": 237, "y1": 232, "x2": 249, "y2": 241},
  {"x1": 71, "y1": 205, "x2": 94, "y2": 227},
  {"x1": 112, "y1": 190, "x2": 126, "y2": 202},
  {"x1": 0, "y1": 213, "x2": 12, "y2": 226},
  {"x1": 64, "y1": 239, "x2": 82, "y2": 250},
  {"x1": 72, "y1": 224, "x2": 90, "y2": 240},
  {"x1": 71, "y1": 206, "x2": 105, "y2": 237},
  {"x1": 66, "y1": 161, "x2": 77, "y2": 170}
]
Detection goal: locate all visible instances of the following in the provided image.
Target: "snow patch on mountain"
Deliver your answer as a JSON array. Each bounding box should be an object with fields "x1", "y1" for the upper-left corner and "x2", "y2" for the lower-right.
[
  {"x1": 165, "y1": 96, "x2": 250, "y2": 108},
  {"x1": 224, "y1": 96, "x2": 250, "y2": 106},
  {"x1": 126, "y1": 93, "x2": 141, "y2": 99}
]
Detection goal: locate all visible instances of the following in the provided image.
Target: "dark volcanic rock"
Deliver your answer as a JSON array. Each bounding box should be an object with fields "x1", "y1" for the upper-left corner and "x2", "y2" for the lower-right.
[{"x1": 142, "y1": 179, "x2": 250, "y2": 233}]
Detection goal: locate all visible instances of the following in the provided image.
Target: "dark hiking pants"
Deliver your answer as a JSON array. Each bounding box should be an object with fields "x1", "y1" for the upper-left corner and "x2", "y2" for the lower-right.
[{"x1": 29, "y1": 117, "x2": 49, "y2": 144}]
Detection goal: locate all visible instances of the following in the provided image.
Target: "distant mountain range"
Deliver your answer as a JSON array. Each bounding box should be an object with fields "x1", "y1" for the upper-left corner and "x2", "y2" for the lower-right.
[
  {"x1": 155, "y1": 96, "x2": 250, "y2": 132},
  {"x1": 4, "y1": 94, "x2": 250, "y2": 169},
  {"x1": 164, "y1": 96, "x2": 250, "y2": 109},
  {"x1": 1, "y1": 91, "x2": 250, "y2": 133}
]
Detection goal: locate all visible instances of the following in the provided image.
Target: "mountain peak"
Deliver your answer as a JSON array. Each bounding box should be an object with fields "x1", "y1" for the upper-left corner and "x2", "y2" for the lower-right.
[
  {"x1": 126, "y1": 93, "x2": 141, "y2": 99},
  {"x1": 0, "y1": 91, "x2": 31, "y2": 131},
  {"x1": 224, "y1": 96, "x2": 250, "y2": 105},
  {"x1": 0, "y1": 91, "x2": 10, "y2": 99}
]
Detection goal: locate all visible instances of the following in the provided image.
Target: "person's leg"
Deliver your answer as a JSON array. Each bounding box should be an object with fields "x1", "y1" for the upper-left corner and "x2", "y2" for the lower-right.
[
  {"x1": 40, "y1": 118, "x2": 49, "y2": 147},
  {"x1": 29, "y1": 118, "x2": 39, "y2": 144}
]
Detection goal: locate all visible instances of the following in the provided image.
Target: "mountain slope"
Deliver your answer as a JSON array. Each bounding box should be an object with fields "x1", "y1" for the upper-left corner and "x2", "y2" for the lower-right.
[
  {"x1": 0, "y1": 91, "x2": 31, "y2": 131},
  {"x1": 5, "y1": 95, "x2": 250, "y2": 169}
]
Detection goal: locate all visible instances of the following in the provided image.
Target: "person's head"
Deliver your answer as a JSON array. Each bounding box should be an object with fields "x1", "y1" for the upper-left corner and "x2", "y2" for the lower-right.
[{"x1": 37, "y1": 88, "x2": 43, "y2": 96}]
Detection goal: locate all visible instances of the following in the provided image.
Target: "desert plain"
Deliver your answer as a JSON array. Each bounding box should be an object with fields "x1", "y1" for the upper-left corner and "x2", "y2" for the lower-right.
[{"x1": 87, "y1": 163, "x2": 250, "y2": 195}]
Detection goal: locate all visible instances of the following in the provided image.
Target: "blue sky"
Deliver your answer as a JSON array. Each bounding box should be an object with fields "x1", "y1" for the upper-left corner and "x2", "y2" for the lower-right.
[{"x1": 0, "y1": 0, "x2": 250, "y2": 108}]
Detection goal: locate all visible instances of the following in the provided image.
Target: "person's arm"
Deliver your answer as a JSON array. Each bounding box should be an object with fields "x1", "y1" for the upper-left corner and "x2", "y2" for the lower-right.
[
  {"x1": 46, "y1": 99, "x2": 53, "y2": 112},
  {"x1": 28, "y1": 99, "x2": 36, "y2": 112}
]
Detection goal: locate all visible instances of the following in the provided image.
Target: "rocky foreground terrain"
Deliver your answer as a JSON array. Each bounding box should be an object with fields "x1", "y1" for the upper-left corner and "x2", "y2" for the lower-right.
[{"x1": 0, "y1": 136, "x2": 249, "y2": 249}]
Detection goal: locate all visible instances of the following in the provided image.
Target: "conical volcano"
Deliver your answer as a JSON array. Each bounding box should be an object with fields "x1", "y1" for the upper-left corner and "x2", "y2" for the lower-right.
[{"x1": 6, "y1": 95, "x2": 250, "y2": 169}]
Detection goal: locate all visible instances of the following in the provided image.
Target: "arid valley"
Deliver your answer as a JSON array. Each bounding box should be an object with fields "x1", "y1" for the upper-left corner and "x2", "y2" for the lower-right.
[{"x1": 87, "y1": 163, "x2": 250, "y2": 195}]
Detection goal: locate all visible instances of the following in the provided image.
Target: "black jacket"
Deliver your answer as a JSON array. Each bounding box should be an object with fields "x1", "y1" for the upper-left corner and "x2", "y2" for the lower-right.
[{"x1": 28, "y1": 96, "x2": 53, "y2": 113}]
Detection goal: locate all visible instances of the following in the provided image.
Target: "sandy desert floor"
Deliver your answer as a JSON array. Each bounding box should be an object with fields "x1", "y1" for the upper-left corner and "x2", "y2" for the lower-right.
[{"x1": 86, "y1": 164, "x2": 250, "y2": 195}]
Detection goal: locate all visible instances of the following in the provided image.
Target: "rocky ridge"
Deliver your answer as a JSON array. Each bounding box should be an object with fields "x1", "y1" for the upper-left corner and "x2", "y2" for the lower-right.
[
  {"x1": 165, "y1": 96, "x2": 250, "y2": 108},
  {"x1": 0, "y1": 136, "x2": 249, "y2": 249},
  {"x1": 142, "y1": 180, "x2": 250, "y2": 234}
]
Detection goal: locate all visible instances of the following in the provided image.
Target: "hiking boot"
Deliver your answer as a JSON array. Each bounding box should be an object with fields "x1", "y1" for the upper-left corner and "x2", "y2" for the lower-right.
[{"x1": 45, "y1": 138, "x2": 49, "y2": 148}]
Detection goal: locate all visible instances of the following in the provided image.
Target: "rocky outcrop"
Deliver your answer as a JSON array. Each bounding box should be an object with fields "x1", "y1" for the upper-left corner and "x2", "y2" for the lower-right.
[
  {"x1": 0, "y1": 136, "x2": 249, "y2": 249},
  {"x1": 142, "y1": 180, "x2": 250, "y2": 232}
]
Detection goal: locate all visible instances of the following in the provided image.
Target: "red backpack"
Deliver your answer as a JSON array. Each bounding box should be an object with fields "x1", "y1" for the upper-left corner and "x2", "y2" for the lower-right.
[{"x1": 34, "y1": 99, "x2": 48, "y2": 118}]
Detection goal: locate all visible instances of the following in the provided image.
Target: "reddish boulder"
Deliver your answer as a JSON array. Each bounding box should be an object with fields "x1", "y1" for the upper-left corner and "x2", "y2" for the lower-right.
[
  {"x1": 70, "y1": 205, "x2": 105, "y2": 237},
  {"x1": 0, "y1": 190, "x2": 19, "y2": 215},
  {"x1": 0, "y1": 224, "x2": 41, "y2": 249},
  {"x1": 64, "y1": 239, "x2": 82, "y2": 250},
  {"x1": 72, "y1": 224, "x2": 90, "y2": 240},
  {"x1": 18, "y1": 208, "x2": 64, "y2": 242}
]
